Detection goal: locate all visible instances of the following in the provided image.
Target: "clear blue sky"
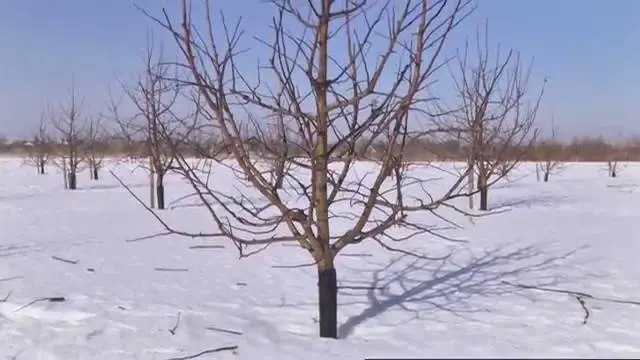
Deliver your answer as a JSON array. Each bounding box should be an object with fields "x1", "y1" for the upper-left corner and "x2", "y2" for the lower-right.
[{"x1": 0, "y1": 0, "x2": 638, "y2": 142}]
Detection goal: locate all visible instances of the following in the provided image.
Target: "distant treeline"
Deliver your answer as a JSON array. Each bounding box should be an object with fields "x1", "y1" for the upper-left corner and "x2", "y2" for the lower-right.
[{"x1": 0, "y1": 135, "x2": 636, "y2": 162}]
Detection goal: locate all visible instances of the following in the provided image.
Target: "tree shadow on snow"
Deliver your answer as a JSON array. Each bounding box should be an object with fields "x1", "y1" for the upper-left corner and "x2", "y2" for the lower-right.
[
  {"x1": 489, "y1": 193, "x2": 572, "y2": 211},
  {"x1": 337, "y1": 242, "x2": 586, "y2": 338},
  {"x1": 80, "y1": 182, "x2": 150, "y2": 191}
]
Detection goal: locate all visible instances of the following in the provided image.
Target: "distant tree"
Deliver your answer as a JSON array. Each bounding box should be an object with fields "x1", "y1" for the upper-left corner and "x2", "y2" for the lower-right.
[
  {"x1": 535, "y1": 120, "x2": 564, "y2": 182},
  {"x1": 453, "y1": 23, "x2": 545, "y2": 210},
  {"x1": 114, "y1": 41, "x2": 180, "y2": 210},
  {"x1": 84, "y1": 116, "x2": 106, "y2": 180},
  {"x1": 28, "y1": 115, "x2": 52, "y2": 175},
  {"x1": 50, "y1": 82, "x2": 87, "y2": 190}
]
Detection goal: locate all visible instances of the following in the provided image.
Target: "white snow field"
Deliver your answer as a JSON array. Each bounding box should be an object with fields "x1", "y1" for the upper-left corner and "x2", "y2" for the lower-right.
[{"x1": 0, "y1": 156, "x2": 640, "y2": 359}]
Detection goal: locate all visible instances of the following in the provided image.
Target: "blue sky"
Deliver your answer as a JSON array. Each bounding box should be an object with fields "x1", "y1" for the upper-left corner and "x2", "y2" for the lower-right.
[{"x1": 0, "y1": 0, "x2": 638, "y2": 142}]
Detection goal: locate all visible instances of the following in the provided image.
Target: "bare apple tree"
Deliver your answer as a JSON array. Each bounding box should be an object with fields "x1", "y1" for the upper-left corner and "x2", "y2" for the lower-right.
[
  {"x1": 27, "y1": 115, "x2": 52, "y2": 175},
  {"x1": 50, "y1": 84, "x2": 87, "y2": 190},
  {"x1": 453, "y1": 24, "x2": 545, "y2": 210},
  {"x1": 114, "y1": 43, "x2": 180, "y2": 210},
  {"x1": 84, "y1": 116, "x2": 106, "y2": 180},
  {"x1": 535, "y1": 119, "x2": 563, "y2": 182},
  {"x1": 140, "y1": 0, "x2": 475, "y2": 338}
]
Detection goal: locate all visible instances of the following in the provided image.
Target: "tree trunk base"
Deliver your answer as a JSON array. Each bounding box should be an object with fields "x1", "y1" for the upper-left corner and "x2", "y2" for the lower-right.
[
  {"x1": 68, "y1": 172, "x2": 77, "y2": 190},
  {"x1": 479, "y1": 187, "x2": 488, "y2": 211},
  {"x1": 156, "y1": 183, "x2": 165, "y2": 210},
  {"x1": 318, "y1": 267, "x2": 338, "y2": 339}
]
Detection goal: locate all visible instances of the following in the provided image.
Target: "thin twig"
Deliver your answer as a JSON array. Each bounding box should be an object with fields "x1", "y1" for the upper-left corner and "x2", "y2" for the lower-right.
[
  {"x1": 13, "y1": 297, "x2": 66, "y2": 312},
  {"x1": 575, "y1": 295, "x2": 590, "y2": 325},
  {"x1": 1, "y1": 290, "x2": 13, "y2": 303},
  {"x1": 206, "y1": 326, "x2": 243, "y2": 335},
  {"x1": 126, "y1": 231, "x2": 172, "y2": 243},
  {"x1": 502, "y1": 281, "x2": 640, "y2": 306},
  {"x1": 166, "y1": 345, "x2": 239, "y2": 360},
  {"x1": 189, "y1": 245, "x2": 225, "y2": 249},
  {"x1": 169, "y1": 312, "x2": 181, "y2": 335},
  {"x1": 52, "y1": 255, "x2": 78, "y2": 265},
  {"x1": 0, "y1": 276, "x2": 23, "y2": 283},
  {"x1": 154, "y1": 267, "x2": 189, "y2": 272}
]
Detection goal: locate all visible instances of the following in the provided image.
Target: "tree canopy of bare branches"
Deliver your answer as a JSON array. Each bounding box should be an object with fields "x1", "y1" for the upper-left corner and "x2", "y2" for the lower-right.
[
  {"x1": 452, "y1": 23, "x2": 545, "y2": 210},
  {"x1": 113, "y1": 41, "x2": 183, "y2": 210},
  {"x1": 27, "y1": 115, "x2": 52, "y2": 175},
  {"x1": 535, "y1": 119, "x2": 563, "y2": 182},
  {"x1": 141, "y1": 0, "x2": 479, "y2": 338},
  {"x1": 49, "y1": 83, "x2": 87, "y2": 190},
  {"x1": 84, "y1": 116, "x2": 107, "y2": 181}
]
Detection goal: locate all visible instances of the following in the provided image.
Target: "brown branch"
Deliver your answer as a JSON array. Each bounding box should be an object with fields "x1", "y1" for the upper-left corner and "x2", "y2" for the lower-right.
[{"x1": 166, "y1": 345, "x2": 239, "y2": 360}]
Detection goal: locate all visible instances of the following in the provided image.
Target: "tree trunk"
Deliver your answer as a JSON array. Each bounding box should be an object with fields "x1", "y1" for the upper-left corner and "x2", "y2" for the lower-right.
[
  {"x1": 156, "y1": 171, "x2": 165, "y2": 210},
  {"x1": 89, "y1": 163, "x2": 94, "y2": 180},
  {"x1": 313, "y1": 1, "x2": 336, "y2": 339},
  {"x1": 479, "y1": 186, "x2": 488, "y2": 211},
  {"x1": 543, "y1": 172, "x2": 549, "y2": 182},
  {"x1": 93, "y1": 166, "x2": 99, "y2": 181},
  {"x1": 149, "y1": 160, "x2": 155, "y2": 209},
  {"x1": 68, "y1": 171, "x2": 77, "y2": 190},
  {"x1": 317, "y1": 257, "x2": 337, "y2": 339},
  {"x1": 477, "y1": 173, "x2": 488, "y2": 211},
  {"x1": 39, "y1": 158, "x2": 45, "y2": 175},
  {"x1": 62, "y1": 158, "x2": 68, "y2": 189},
  {"x1": 611, "y1": 168, "x2": 617, "y2": 178},
  {"x1": 467, "y1": 159, "x2": 474, "y2": 209}
]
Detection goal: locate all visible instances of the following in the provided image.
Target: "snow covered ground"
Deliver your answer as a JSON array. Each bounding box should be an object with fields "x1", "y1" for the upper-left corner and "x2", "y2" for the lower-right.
[{"x1": 0, "y1": 157, "x2": 639, "y2": 359}]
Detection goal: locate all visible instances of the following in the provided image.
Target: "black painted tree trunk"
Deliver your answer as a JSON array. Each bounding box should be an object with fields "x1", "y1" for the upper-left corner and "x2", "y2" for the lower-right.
[
  {"x1": 156, "y1": 171, "x2": 165, "y2": 210},
  {"x1": 317, "y1": 252, "x2": 337, "y2": 338},
  {"x1": 68, "y1": 171, "x2": 77, "y2": 190},
  {"x1": 38, "y1": 158, "x2": 45, "y2": 175},
  {"x1": 93, "y1": 165, "x2": 99, "y2": 181},
  {"x1": 543, "y1": 171, "x2": 549, "y2": 182},
  {"x1": 477, "y1": 174, "x2": 488, "y2": 211}
]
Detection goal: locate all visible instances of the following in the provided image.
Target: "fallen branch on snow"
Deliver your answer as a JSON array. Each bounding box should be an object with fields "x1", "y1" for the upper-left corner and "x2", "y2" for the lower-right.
[
  {"x1": 13, "y1": 296, "x2": 66, "y2": 312},
  {"x1": 169, "y1": 312, "x2": 181, "y2": 335},
  {"x1": 206, "y1": 326, "x2": 243, "y2": 335},
  {"x1": 503, "y1": 280, "x2": 640, "y2": 325},
  {"x1": 1, "y1": 290, "x2": 12, "y2": 302},
  {"x1": 52, "y1": 256, "x2": 78, "y2": 265},
  {"x1": 189, "y1": 245, "x2": 225, "y2": 250},
  {"x1": 0, "y1": 276, "x2": 23, "y2": 283},
  {"x1": 166, "y1": 345, "x2": 238, "y2": 360},
  {"x1": 154, "y1": 267, "x2": 189, "y2": 272},
  {"x1": 502, "y1": 281, "x2": 640, "y2": 306}
]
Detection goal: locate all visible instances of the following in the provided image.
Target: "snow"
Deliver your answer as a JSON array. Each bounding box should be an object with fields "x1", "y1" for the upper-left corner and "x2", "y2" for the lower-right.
[{"x1": 0, "y1": 157, "x2": 640, "y2": 359}]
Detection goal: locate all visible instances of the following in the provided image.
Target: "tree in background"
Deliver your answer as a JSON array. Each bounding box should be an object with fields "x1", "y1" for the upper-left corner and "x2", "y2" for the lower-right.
[
  {"x1": 49, "y1": 83, "x2": 87, "y2": 190},
  {"x1": 452, "y1": 23, "x2": 545, "y2": 210}
]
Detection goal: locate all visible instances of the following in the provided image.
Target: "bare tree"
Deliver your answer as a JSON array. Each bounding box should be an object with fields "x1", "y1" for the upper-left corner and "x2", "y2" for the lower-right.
[
  {"x1": 452, "y1": 23, "x2": 545, "y2": 210},
  {"x1": 535, "y1": 119, "x2": 563, "y2": 182},
  {"x1": 115, "y1": 42, "x2": 181, "y2": 210},
  {"x1": 84, "y1": 116, "x2": 107, "y2": 180},
  {"x1": 607, "y1": 156, "x2": 621, "y2": 178},
  {"x1": 27, "y1": 115, "x2": 52, "y2": 175},
  {"x1": 50, "y1": 83, "x2": 87, "y2": 190},
  {"x1": 140, "y1": 0, "x2": 476, "y2": 339}
]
